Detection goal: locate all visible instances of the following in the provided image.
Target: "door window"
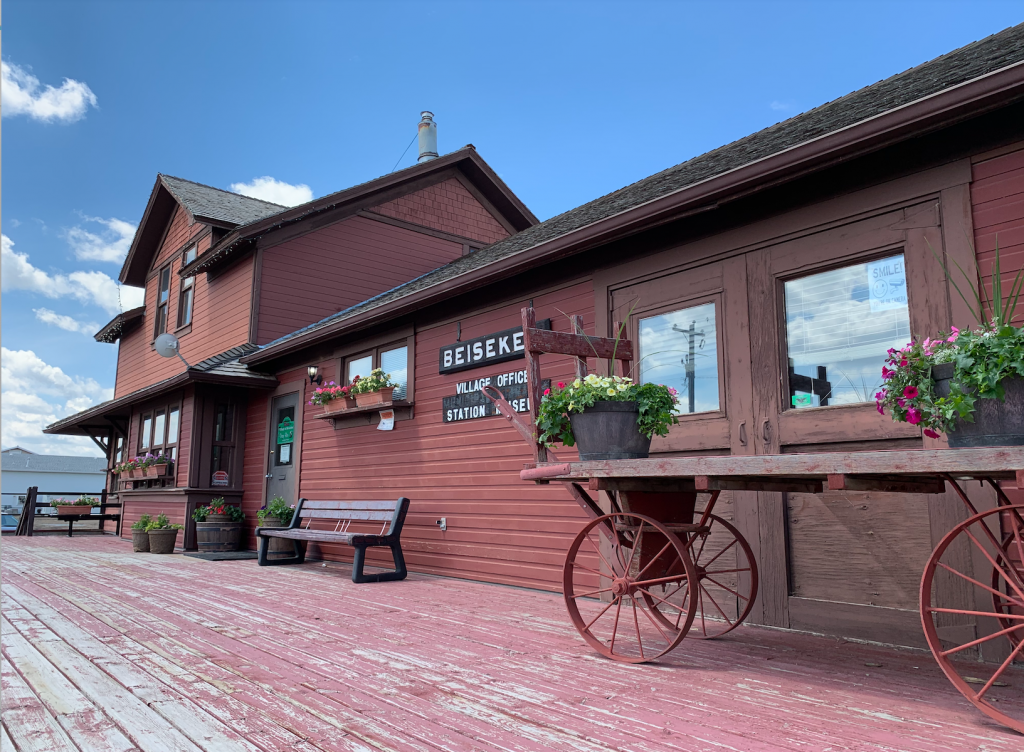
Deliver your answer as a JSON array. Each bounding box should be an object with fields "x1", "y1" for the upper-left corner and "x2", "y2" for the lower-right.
[
  {"x1": 275, "y1": 406, "x2": 295, "y2": 466},
  {"x1": 784, "y1": 254, "x2": 910, "y2": 409},
  {"x1": 638, "y1": 301, "x2": 719, "y2": 415}
]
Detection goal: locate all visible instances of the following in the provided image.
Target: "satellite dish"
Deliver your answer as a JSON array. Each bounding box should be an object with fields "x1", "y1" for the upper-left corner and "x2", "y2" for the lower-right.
[{"x1": 154, "y1": 333, "x2": 191, "y2": 368}]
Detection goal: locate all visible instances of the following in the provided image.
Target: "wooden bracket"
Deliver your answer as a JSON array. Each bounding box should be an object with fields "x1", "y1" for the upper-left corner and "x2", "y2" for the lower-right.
[
  {"x1": 696, "y1": 475, "x2": 823, "y2": 494},
  {"x1": 827, "y1": 473, "x2": 946, "y2": 494}
]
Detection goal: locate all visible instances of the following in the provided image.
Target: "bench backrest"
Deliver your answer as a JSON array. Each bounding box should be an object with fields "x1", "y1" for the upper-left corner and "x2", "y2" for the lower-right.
[{"x1": 293, "y1": 498, "x2": 410, "y2": 538}]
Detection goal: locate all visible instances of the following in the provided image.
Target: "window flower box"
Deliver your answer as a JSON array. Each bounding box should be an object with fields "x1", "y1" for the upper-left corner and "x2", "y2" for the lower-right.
[
  {"x1": 143, "y1": 463, "x2": 172, "y2": 478},
  {"x1": 354, "y1": 387, "x2": 395, "y2": 408}
]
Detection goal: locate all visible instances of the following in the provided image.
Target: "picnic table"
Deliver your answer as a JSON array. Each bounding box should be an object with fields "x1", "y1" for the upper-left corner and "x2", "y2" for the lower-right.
[{"x1": 485, "y1": 307, "x2": 1024, "y2": 735}]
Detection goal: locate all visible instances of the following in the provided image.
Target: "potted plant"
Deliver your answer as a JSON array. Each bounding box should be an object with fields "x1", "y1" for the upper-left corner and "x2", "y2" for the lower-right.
[
  {"x1": 50, "y1": 496, "x2": 96, "y2": 516},
  {"x1": 350, "y1": 369, "x2": 397, "y2": 407},
  {"x1": 537, "y1": 375, "x2": 681, "y2": 460},
  {"x1": 309, "y1": 381, "x2": 355, "y2": 412},
  {"x1": 120, "y1": 458, "x2": 142, "y2": 479},
  {"x1": 257, "y1": 495, "x2": 297, "y2": 560},
  {"x1": 877, "y1": 242, "x2": 1024, "y2": 445},
  {"x1": 146, "y1": 514, "x2": 183, "y2": 554},
  {"x1": 131, "y1": 514, "x2": 153, "y2": 552},
  {"x1": 148, "y1": 455, "x2": 172, "y2": 477},
  {"x1": 192, "y1": 499, "x2": 245, "y2": 551}
]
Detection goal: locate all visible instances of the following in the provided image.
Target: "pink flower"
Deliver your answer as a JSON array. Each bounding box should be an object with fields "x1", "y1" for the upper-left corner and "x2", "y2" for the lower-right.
[
  {"x1": 543, "y1": 388, "x2": 551, "y2": 396},
  {"x1": 875, "y1": 390, "x2": 886, "y2": 400},
  {"x1": 906, "y1": 408, "x2": 922, "y2": 425},
  {"x1": 900, "y1": 359, "x2": 908, "y2": 367},
  {"x1": 876, "y1": 403, "x2": 885, "y2": 415},
  {"x1": 947, "y1": 326, "x2": 960, "y2": 343},
  {"x1": 557, "y1": 382, "x2": 565, "y2": 389},
  {"x1": 881, "y1": 367, "x2": 892, "y2": 379},
  {"x1": 923, "y1": 429, "x2": 940, "y2": 439},
  {"x1": 897, "y1": 398, "x2": 906, "y2": 408},
  {"x1": 903, "y1": 385, "x2": 919, "y2": 399}
]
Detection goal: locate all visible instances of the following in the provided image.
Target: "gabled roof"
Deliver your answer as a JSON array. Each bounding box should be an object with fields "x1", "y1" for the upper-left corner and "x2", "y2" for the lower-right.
[
  {"x1": 119, "y1": 174, "x2": 285, "y2": 286},
  {"x1": 1, "y1": 453, "x2": 107, "y2": 474},
  {"x1": 45, "y1": 345, "x2": 277, "y2": 436},
  {"x1": 180, "y1": 146, "x2": 538, "y2": 278},
  {"x1": 94, "y1": 306, "x2": 146, "y2": 344},
  {"x1": 243, "y1": 23, "x2": 1024, "y2": 366}
]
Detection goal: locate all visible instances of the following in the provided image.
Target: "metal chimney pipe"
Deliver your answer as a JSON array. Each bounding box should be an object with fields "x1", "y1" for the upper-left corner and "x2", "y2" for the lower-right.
[{"x1": 417, "y1": 111, "x2": 438, "y2": 163}]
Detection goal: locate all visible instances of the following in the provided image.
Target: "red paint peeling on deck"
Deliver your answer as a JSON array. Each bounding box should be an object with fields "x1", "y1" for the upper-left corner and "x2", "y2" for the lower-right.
[{"x1": 1, "y1": 535, "x2": 1021, "y2": 751}]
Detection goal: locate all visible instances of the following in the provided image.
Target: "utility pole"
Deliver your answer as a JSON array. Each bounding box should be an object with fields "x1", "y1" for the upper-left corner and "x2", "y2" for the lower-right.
[{"x1": 672, "y1": 321, "x2": 704, "y2": 413}]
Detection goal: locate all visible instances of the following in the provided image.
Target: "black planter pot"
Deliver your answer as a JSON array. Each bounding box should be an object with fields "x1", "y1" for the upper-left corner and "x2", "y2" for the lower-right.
[
  {"x1": 932, "y1": 362, "x2": 1024, "y2": 446},
  {"x1": 569, "y1": 401, "x2": 652, "y2": 461}
]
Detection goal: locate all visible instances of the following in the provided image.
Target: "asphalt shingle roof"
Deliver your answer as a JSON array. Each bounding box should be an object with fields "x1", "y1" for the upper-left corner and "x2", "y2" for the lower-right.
[
  {"x1": 1, "y1": 452, "x2": 107, "y2": 474},
  {"x1": 160, "y1": 175, "x2": 286, "y2": 227},
  {"x1": 256, "y1": 24, "x2": 1024, "y2": 355}
]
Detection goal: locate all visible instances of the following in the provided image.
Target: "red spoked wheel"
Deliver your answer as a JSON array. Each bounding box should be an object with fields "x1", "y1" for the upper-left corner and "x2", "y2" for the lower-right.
[
  {"x1": 641, "y1": 514, "x2": 758, "y2": 639},
  {"x1": 563, "y1": 512, "x2": 699, "y2": 663},
  {"x1": 922, "y1": 503, "x2": 1024, "y2": 734}
]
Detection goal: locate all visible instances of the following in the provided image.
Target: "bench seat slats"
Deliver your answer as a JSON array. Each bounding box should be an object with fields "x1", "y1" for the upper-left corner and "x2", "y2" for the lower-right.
[
  {"x1": 297, "y1": 510, "x2": 394, "y2": 521},
  {"x1": 261, "y1": 529, "x2": 358, "y2": 544},
  {"x1": 300, "y1": 500, "x2": 400, "y2": 510}
]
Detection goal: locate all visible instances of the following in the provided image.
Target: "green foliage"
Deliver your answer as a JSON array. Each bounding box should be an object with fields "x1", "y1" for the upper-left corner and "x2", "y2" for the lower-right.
[
  {"x1": 536, "y1": 374, "x2": 680, "y2": 447},
  {"x1": 257, "y1": 495, "x2": 295, "y2": 526},
  {"x1": 144, "y1": 513, "x2": 181, "y2": 531},
  {"x1": 931, "y1": 236, "x2": 1024, "y2": 328},
  {"x1": 349, "y1": 368, "x2": 397, "y2": 394},
  {"x1": 49, "y1": 496, "x2": 95, "y2": 507},
  {"x1": 192, "y1": 499, "x2": 245, "y2": 523},
  {"x1": 131, "y1": 513, "x2": 152, "y2": 531}
]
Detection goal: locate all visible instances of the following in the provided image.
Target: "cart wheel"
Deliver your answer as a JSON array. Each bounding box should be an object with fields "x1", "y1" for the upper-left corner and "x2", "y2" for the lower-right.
[
  {"x1": 563, "y1": 512, "x2": 698, "y2": 663},
  {"x1": 922, "y1": 503, "x2": 1024, "y2": 734},
  {"x1": 993, "y1": 533, "x2": 1024, "y2": 650},
  {"x1": 641, "y1": 514, "x2": 758, "y2": 639}
]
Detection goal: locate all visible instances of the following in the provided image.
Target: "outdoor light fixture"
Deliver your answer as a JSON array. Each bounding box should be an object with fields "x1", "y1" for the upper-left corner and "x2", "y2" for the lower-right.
[{"x1": 307, "y1": 365, "x2": 322, "y2": 385}]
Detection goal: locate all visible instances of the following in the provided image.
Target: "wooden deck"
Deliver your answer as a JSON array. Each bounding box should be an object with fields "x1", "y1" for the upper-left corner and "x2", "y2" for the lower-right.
[{"x1": 1, "y1": 536, "x2": 1022, "y2": 752}]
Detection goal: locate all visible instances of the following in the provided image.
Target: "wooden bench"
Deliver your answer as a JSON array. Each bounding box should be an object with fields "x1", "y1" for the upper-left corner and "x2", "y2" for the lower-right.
[{"x1": 255, "y1": 498, "x2": 410, "y2": 583}]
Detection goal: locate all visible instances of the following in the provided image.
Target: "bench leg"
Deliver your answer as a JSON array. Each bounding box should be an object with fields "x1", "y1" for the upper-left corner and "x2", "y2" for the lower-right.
[
  {"x1": 257, "y1": 536, "x2": 306, "y2": 566},
  {"x1": 351, "y1": 543, "x2": 408, "y2": 583}
]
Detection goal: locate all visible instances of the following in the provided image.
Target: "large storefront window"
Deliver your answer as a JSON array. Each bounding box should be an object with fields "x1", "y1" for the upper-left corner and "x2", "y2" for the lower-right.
[
  {"x1": 784, "y1": 254, "x2": 911, "y2": 409},
  {"x1": 638, "y1": 301, "x2": 719, "y2": 415}
]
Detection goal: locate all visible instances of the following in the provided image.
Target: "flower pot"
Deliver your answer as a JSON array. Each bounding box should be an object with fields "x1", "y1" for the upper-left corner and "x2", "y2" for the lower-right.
[
  {"x1": 148, "y1": 528, "x2": 180, "y2": 554},
  {"x1": 196, "y1": 520, "x2": 242, "y2": 552},
  {"x1": 128, "y1": 468, "x2": 140, "y2": 479},
  {"x1": 260, "y1": 515, "x2": 298, "y2": 560},
  {"x1": 55, "y1": 505, "x2": 88, "y2": 516},
  {"x1": 143, "y1": 464, "x2": 170, "y2": 478},
  {"x1": 354, "y1": 387, "x2": 395, "y2": 408},
  {"x1": 568, "y1": 401, "x2": 652, "y2": 461},
  {"x1": 132, "y1": 530, "x2": 150, "y2": 552},
  {"x1": 933, "y1": 362, "x2": 1024, "y2": 446}
]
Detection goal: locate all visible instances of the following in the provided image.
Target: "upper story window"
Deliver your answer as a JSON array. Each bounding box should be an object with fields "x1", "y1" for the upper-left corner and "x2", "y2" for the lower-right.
[
  {"x1": 783, "y1": 254, "x2": 910, "y2": 409},
  {"x1": 154, "y1": 265, "x2": 172, "y2": 336},
  {"x1": 178, "y1": 247, "x2": 197, "y2": 328},
  {"x1": 138, "y1": 402, "x2": 180, "y2": 461},
  {"x1": 345, "y1": 342, "x2": 410, "y2": 400},
  {"x1": 638, "y1": 301, "x2": 720, "y2": 415}
]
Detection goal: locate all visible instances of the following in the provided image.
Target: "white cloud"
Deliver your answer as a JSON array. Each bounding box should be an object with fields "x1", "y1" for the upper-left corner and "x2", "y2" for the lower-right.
[
  {"x1": 230, "y1": 176, "x2": 312, "y2": 207},
  {"x1": 1, "y1": 348, "x2": 111, "y2": 457},
  {"x1": 2, "y1": 234, "x2": 144, "y2": 316},
  {"x1": 33, "y1": 308, "x2": 101, "y2": 336},
  {"x1": 770, "y1": 100, "x2": 794, "y2": 112},
  {"x1": 2, "y1": 60, "x2": 98, "y2": 123},
  {"x1": 65, "y1": 216, "x2": 136, "y2": 263}
]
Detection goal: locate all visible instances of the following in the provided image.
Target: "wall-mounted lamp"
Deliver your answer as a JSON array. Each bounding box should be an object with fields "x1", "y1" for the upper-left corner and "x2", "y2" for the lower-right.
[{"x1": 307, "y1": 365, "x2": 322, "y2": 386}]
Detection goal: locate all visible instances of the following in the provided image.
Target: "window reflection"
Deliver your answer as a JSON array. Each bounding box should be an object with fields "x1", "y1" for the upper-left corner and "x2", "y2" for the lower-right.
[
  {"x1": 784, "y1": 254, "x2": 911, "y2": 409},
  {"x1": 639, "y1": 302, "x2": 719, "y2": 415},
  {"x1": 380, "y1": 346, "x2": 408, "y2": 400},
  {"x1": 347, "y1": 355, "x2": 372, "y2": 383}
]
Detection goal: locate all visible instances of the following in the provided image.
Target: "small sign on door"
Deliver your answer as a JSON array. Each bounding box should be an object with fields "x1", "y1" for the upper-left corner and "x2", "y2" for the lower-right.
[
  {"x1": 277, "y1": 416, "x2": 294, "y2": 444},
  {"x1": 212, "y1": 470, "x2": 229, "y2": 486}
]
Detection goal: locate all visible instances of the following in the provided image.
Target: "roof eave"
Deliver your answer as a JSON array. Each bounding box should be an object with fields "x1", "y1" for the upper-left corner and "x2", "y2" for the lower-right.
[{"x1": 241, "y1": 60, "x2": 1024, "y2": 367}]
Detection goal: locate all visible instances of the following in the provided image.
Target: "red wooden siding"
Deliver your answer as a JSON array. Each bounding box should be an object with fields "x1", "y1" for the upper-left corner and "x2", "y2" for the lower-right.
[
  {"x1": 249, "y1": 281, "x2": 595, "y2": 591},
  {"x1": 368, "y1": 177, "x2": 510, "y2": 246},
  {"x1": 971, "y1": 146, "x2": 1024, "y2": 325},
  {"x1": 118, "y1": 499, "x2": 187, "y2": 538},
  {"x1": 175, "y1": 388, "x2": 194, "y2": 486},
  {"x1": 255, "y1": 215, "x2": 466, "y2": 344}
]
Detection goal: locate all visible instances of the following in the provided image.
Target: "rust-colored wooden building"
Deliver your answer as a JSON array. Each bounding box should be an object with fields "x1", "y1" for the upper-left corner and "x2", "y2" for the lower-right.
[{"x1": 50, "y1": 26, "x2": 1024, "y2": 648}]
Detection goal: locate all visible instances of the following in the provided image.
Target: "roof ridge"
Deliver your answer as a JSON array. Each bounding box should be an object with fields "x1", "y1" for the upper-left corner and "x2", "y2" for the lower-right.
[{"x1": 159, "y1": 174, "x2": 287, "y2": 208}]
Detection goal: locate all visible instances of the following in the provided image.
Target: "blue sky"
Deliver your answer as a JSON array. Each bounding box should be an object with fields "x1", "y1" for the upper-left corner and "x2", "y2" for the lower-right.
[{"x1": 3, "y1": 0, "x2": 1022, "y2": 454}]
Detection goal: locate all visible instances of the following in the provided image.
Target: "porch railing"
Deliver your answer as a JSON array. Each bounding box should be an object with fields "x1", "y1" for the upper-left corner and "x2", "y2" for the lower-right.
[{"x1": 3, "y1": 487, "x2": 122, "y2": 537}]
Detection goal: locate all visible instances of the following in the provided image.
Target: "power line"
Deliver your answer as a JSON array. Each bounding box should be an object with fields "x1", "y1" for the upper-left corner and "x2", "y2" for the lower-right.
[{"x1": 390, "y1": 133, "x2": 418, "y2": 173}]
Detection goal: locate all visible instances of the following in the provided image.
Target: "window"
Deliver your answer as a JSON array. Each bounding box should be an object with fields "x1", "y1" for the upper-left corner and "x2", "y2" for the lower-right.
[
  {"x1": 211, "y1": 401, "x2": 235, "y2": 477},
  {"x1": 154, "y1": 266, "x2": 171, "y2": 336},
  {"x1": 784, "y1": 254, "x2": 911, "y2": 409},
  {"x1": 178, "y1": 247, "x2": 197, "y2": 328},
  {"x1": 638, "y1": 301, "x2": 720, "y2": 415},
  {"x1": 345, "y1": 342, "x2": 410, "y2": 400},
  {"x1": 137, "y1": 403, "x2": 180, "y2": 460}
]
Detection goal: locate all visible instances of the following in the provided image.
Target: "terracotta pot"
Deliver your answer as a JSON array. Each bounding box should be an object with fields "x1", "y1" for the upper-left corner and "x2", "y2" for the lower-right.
[
  {"x1": 933, "y1": 363, "x2": 1024, "y2": 446},
  {"x1": 55, "y1": 505, "x2": 89, "y2": 516},
  {"x1": 354, "y1": 387, "x2": 395, "y2": 408},
  {"x1": 568, "y1": 401, "x2": 652, "y2": 461},
  {"x1": 132, "y1": 530, "x2": 150, "y2": 552},
  {"x1": 152, "y1": 463, "x2": 171, "y2": 476},
  {"x1": 128, "y1": 468, "x2": 140, "y2": 479},
  {"x1": 148, "y1": 528, "x2": 179, "y2": 554}
]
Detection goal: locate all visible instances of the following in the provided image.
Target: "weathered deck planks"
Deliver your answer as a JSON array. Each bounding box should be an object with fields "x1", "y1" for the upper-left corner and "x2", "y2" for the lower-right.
[{"x1": 2, "y1": 536, "x2": 1022, "y2": 751}]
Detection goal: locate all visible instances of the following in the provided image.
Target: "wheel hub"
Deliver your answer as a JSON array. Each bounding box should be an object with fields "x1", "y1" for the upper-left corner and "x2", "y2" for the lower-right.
[{"x1": 611, "y1": 577, "x2": 635, "y2": 597}]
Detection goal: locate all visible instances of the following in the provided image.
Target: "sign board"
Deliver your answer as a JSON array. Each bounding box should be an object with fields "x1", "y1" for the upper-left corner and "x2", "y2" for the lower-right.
[
  {"x1": 438, "y1": 319, "x2": 550, "y2": 375},
  {"x1": 442, "y1": 369, "x2": 549, "y2": 423},
  {"x1": 276, "y1": 416, "x2": 294, "y2": 445},
  {"x1": 212, "y1": 470, "x2": 229, "y2": 487},
  {"x1": 378, "y1": 409, "x2": 395, "y2": 431},
  {"x1": 867, "y1": 257, "x2": 907, "y2": 312}
]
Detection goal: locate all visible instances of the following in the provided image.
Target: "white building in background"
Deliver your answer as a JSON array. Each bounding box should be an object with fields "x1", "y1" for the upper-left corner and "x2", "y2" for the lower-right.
[{"x1": 1, "y1": 447, "x2": 107, "y2": 511}]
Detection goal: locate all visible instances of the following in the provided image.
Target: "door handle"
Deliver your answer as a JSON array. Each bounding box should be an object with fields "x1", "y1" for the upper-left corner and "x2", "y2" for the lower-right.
[
  {"x1": 738, "y1": 421, "x2": 747, "y2": 446},
  {"x1": 265, "y1": 473, "x2": 273, "y2": 479}
]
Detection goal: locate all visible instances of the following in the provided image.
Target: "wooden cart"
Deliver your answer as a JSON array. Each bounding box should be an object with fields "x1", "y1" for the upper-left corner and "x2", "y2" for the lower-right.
[{"x1": 483, "y1": 308, "x2": 1024, "y2": 734}]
